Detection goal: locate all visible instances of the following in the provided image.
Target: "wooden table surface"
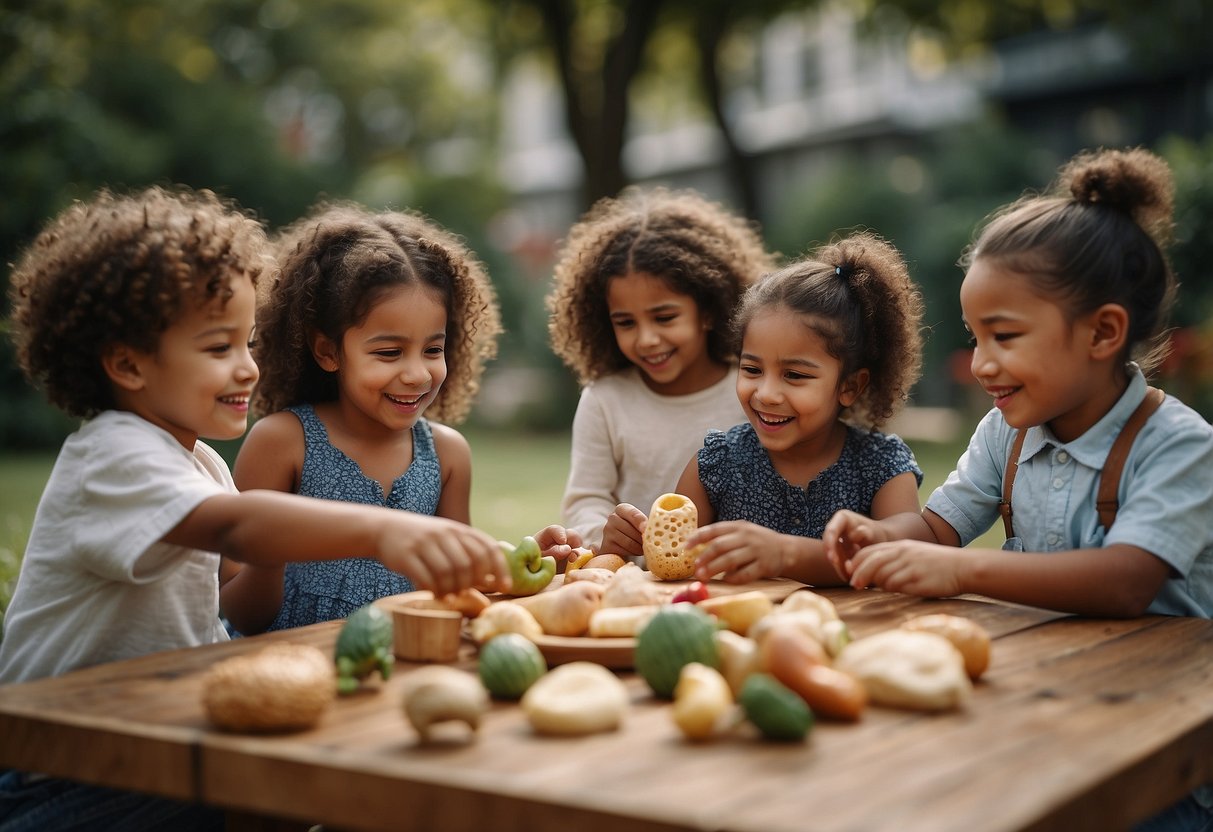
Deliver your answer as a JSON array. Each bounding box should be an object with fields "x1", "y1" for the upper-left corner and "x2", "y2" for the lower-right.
[{"x1": 1, "y1": 582, "x2": 1211, "y2": 832}]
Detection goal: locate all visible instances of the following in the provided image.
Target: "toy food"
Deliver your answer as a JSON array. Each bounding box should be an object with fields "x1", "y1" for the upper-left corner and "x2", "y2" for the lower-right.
[
  {"x1": 563, "y1": 567, "x2": 616, "y2": 586},
  {"x1": 762, "y1": 625, "x2": 866, "y2": 721},
  {"x1": 670, "y1": 580, "x2": 710, "y2": 605},
  {"x1": 501, "y1": 536, "x2": 557, "y2": 596},
  {"x1": 642, "y1": 493, "x2": 703, "y2": 580},
  {"x1": 834, "y1": 629, "x2": 971, "y2": 711},
  {"x1": 588, "y1": 604, "x2": 660, "y2": 637},
  {"x1": 202, "y1": 643, "x2": 335, "y2": 733},
  {"x1": 672, "y1": 662, "x2": 734, "y2": 741},
  {"x1": 566, "y1": 547, "x2": 596, "y2": 570},
  {"x1": 516, "y1": 581, "x2": 605, "y2": 637},
  {"x1": 521, "y1": 662, "x2": 629, "y2": 736},
  {"x1": 601, "y1": 563, "x2": 669, "y2": 607},
  {"x1": 634, "y1": 604, "x2": 720, "y2": 699},
  {"x1": 698, "y1": 591, "x2": 774, "y2": 635},
  {"x1": 779, "y1": 589, "x2": 841, "y2": 622},
  {"x1": 583, "y1": 554, "x2": 627, "y2": 572},
  {"x1": 713, "y1": 630, "x2": 762, "y2": 696},
  {"x1": 750, "y1": 609, "x2": 850, "y2": 657},
  {"x1": 335, "y1": 603, "x2": 394, "y2": 694},
  {"x1": 402, "y1": 665, "x2": 489, "y2": 742},
  {"x1": 439, "y1": 588, "x2": 492, "y2": 618},
  {"x1": 900, "y1": 613, "x2": 991, "y2": 679},
  {"x1": 477, "y1": 633, "x2": 548, "y2": 699},
  {"x1": 469, "y1": 601, "x2": 543, "y2": 644},
  {"x1": 739, "y1": 673, "x2": 813, "y2": 741}
]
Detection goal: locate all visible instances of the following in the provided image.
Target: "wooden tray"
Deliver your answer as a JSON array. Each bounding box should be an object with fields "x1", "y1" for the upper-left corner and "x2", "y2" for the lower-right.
[{"x1": 381, "y1": 577, "x2": 809, "y2": 669}]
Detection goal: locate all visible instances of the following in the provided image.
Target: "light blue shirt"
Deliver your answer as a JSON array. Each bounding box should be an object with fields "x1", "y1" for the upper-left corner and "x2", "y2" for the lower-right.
[{"x1": 926, "y1": 367, "x2": 1213, "y2": 618}]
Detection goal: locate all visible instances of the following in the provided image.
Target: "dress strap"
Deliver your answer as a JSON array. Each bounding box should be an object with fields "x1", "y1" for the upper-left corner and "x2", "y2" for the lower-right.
[{"x1": 1095, "y1": 386, "x2": 1165, "y2": 531}]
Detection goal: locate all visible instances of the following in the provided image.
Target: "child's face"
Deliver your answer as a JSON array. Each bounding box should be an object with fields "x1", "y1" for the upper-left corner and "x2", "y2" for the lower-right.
[
  {"x1": 606, "y1": 271, "x2": 717, "y2": 396},
  {"x1": 737, "y1": 306, "x2": 861, "y2": 458},
  {"x1": 130, "y1": 275, "x2": 259, "y2": 449},
  {"x1": 961, "y1": 257, "x2": 1107, "y2": 442},
  {"x1": 325, "y1": 283, "x2": 448, "y2": 434}
]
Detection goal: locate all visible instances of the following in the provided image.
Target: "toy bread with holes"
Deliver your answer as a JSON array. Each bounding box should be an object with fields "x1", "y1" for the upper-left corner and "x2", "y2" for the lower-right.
[{"x1": 643, "y1": 493, "x2": 705, "y2": 580}]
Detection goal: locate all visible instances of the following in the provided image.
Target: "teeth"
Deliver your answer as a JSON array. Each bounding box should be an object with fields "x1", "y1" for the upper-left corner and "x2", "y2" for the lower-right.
[
  {"x1": 387, "y1": 393, "x2": 424, "y2": 405},
  {"x1": 644, "y1": 352, "x2": 673, "y2": 364},
  {"x1": 757, "y1": 413, "x2": 793, "y2": 426}
]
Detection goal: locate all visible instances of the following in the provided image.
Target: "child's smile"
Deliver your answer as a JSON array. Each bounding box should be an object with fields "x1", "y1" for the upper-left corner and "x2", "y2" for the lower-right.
[{"x1": 607, "y1": 270, "x2": 724, "y2": 396}]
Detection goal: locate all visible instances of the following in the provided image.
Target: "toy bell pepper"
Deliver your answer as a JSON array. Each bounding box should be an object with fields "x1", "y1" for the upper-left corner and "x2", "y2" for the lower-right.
[{"x1": 500, "y1": 536, "x2": 557, "y2": 596}]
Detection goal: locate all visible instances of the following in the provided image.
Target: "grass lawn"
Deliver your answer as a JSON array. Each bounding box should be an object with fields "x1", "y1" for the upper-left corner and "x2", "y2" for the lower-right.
[{"x1": 0, "y1": 429, "x2": 1000, "y2": 617}]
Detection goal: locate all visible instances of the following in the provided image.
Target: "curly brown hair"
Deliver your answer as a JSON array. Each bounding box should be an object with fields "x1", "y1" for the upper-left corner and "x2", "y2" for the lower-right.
[
  {"x1": 546, "y1": 187, "x2": 775, "y2": 384},
  {"x1": 962, "y1": 146, "x2": 1177, "y2": 374},
  {"x1": 734, "y1": 232, "x2": 924, "y2": 429},
  {"x1": 252, "y1": 202, "x2": 501, "y2": 424},
  {"x1": 7, "y1": 186, "x2": 270, "y2": 420}
]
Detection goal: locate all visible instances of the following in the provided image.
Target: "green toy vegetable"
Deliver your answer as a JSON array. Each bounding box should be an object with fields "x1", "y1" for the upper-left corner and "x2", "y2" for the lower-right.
[
  {"x1": 501, "y1": 536, "x2": 556, "y2": 596},
  {"x1": 335, "y1": 603, "x2": 394, "y2": 695}
]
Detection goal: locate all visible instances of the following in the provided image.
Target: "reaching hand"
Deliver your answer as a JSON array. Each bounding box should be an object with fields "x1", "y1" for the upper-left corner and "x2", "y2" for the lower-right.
[
  {"x1": 847, "y1": 539, "x2": 964, "y2": 598},
  {"x1": 685, "y1": 520, "x2": 793, "y2": 584},
  {"x1": 376, "y1": 514, "x2": 510, "y2": 597},
  {"x1": 600, "y1": 503, "x2": 647, "y2": 558},
  {"x1": 822, "y1": 509, "x2": 891, "y2": 579},
  {"x1": 533, "y1": 524, "x2": 584, "y2": 562}
]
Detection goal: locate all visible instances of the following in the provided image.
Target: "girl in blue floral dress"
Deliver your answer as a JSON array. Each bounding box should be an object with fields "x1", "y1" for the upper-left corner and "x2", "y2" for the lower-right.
[
  {"x1": 220, "y1": 203, "x2": 578, "y2": 634},
  {"x1": 674, "y1": 232, "x2": 925, "y2": 585}
]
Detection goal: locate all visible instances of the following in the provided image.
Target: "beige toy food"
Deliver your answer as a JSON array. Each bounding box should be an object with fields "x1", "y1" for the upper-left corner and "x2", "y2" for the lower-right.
[
  {"x1": 713, "y1": 630, "x2": 762, "y2": 696},
  {"x1": 516, "y1": 582, "x2": 605, "y2": 637},
  {"x1": 834, "y1": 629, "x2": 971, "y2": 711},
  {"x1": 469, "y1": 601, "x2": 543, "y2": 644},
  {"x1": 588, "y1": 604, "x2": 661, "y2": 637},
  {"x1": 563, "y1": 567, "x2": 617, "y2": 587},
  {"x1": 601, "y1": 563, "x2": 669, "y2": 608},
  {"x1": 901, "y1": 613, "x2": 991, "y2": 680},
  {"x1": 698, "y1": 591, "x2": 774, "y2": 636},
  {"x1": 439, "y1": 588, "x2": 492, "y2": 618},
  {"x1": 522, "y1": 661, "x2": 630, "y2": 735},
  {"x1": 583, "y1": 554, "x2": 628, "y2": 572},
  {"x1": 779, "y1": 589, "x2": 841, "y2": 622},
  {"x1": 750, "y1": 608, "x2": 850, "y2": 657},
  {"x1": 202, "y1": 644, "x2": 335, "y2": 733},
  {"x1": 672, "y1": 662, "x2": 735, "y2": 741},
  {"x1": 401, "y1": 665, "x2": 490, "y2": 742},
  {"x1": 642, "y1": 493, "x2": 704, "y2": 580}
]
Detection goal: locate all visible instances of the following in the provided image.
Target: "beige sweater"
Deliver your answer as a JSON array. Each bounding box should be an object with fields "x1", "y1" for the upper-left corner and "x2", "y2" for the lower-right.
[{"x1": 561, "y1": 367, "x2": 746, "y2": 548}]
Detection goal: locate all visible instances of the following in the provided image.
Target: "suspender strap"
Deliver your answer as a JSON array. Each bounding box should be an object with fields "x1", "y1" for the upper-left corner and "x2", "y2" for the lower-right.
[
  {"x1": 1000, "y1": 430, "x2": 1027, "y2": 539},
  {"x1": 1095, "y1": 385, "x2": 1165, "y2": 531},
  {"x1": 1001, "y1": 386, "x2": 1165, "y2": 541}
]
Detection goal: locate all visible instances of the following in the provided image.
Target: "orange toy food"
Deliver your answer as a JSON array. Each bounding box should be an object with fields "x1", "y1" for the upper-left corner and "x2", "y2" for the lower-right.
[
  {"x1": 761, "y1": 624, "x2": 866, "y2": 721},
  {"x1": 642, "y1": 493, "x2": 704, "y2": 580}
]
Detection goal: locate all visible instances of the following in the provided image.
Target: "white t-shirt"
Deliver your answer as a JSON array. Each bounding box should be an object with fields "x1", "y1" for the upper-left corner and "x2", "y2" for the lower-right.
[
  {"x1": 561, "y1": 367, "x2": 746, "y2": 548},
  {"x1": 0, "y1": 411, "x2": 234, "y2": 684}
]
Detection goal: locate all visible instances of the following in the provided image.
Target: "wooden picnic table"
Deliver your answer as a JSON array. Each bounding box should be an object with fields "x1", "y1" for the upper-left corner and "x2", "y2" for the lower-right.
[{"x1": 0, "y1": 582, "x2": 1211, "y2": 832}]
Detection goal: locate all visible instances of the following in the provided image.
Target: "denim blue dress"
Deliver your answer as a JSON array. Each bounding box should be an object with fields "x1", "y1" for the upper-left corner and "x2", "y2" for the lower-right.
[
  {"x1": 698, "y1": 423, "x2": 922, "y2": 537},
  {"x1": 266, "y1": 404, "x2": 441, "y2": 631}
]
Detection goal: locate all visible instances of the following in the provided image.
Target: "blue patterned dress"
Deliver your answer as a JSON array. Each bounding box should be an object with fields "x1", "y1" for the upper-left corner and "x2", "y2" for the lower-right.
[
  {"x1": 698, "y1": 423, "x2": 922, "y2": 537},
  {"x1": 266, "y1": 405, "x2": 441, "y2": 631}
]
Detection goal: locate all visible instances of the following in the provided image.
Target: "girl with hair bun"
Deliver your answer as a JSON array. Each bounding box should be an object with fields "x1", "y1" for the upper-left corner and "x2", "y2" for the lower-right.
[
  {"x1": 826, "y1": 147, "x2": 1213, "y2": 623},
  {"x1": 667, "y1": 231, "x2": 926, "y2": 585}
]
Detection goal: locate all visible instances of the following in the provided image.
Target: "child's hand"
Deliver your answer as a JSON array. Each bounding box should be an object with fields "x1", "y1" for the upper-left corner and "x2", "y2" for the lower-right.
[
  {"x1": 823, "y1": 509, "x2": 891, "y2": 578},
  {"x1": 377, "y1": 515, "x2": 510, "y2": 597},
  {"x1": 533, "y1": 524, "x2": 584, "y2": 562},
  {"x1": 686, "y1": 520, "x2": 793, "y2": 584},
  {"x1": 847, "y1": 540, "x2": 964, "y2": 598},
  {"x1": 600, "y1": 503, "x2": 647, "y2": 558}
]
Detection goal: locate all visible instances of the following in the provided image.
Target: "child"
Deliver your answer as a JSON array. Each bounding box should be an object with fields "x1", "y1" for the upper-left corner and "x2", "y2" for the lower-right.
[
  {"x1": 0, "y1": 186, "x2": 507, "y2": 831},
  {"x1": 547, "y1": 187, "x2": 776, "y2": 557},
  {"x1": 664, "y1": 232, "x2": 925, "y2": 585},
  {"x1": 219, "y1": 203, "x2": 579, "y2": 635},
  {"x1": 823, "y1": 148, "x2": 1213, "y2": 622}
]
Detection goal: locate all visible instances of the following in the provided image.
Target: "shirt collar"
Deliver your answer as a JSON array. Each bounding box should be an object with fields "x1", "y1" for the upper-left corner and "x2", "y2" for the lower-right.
[{"x1": 1015, "y1": 364, "x2": 1148, "y2": 467}]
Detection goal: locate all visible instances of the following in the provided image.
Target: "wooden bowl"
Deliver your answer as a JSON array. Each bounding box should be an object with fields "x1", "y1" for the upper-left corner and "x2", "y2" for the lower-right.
[{"x1": 382, "y1": 595, "x2": 463, "y2": 663}]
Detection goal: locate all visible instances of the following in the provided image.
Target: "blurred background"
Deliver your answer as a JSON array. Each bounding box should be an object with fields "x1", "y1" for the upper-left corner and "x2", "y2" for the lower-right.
[{"x1": 1, "y1": 0, "x2": 1211, "y2": 609}]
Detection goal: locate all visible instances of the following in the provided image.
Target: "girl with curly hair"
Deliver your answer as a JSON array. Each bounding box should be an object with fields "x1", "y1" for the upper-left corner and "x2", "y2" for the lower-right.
[
  {"x1": 663, "y1": 232, "x2": 925, "y2": 584},
  {"x1": 547, "y1": 187, "x2": 775, "y2": 557},
  {"x1": 220, "y1": 204, "x2": 575, "y2": 634},
  {"x1": 825, "y1": 148, "x2": 1213, "y2": 624},
  {"x1": 0, "y1": 187, "x2": 508, "y2": 831}
]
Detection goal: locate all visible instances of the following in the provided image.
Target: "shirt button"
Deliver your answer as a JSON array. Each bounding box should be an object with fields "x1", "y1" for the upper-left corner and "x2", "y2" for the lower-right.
[
  {"x1": 1056, "y1": 451, "x2": 1070, "y2": 464},
  {"x1": 792, "y1": 518, "x2": 802, "y2": 526},
  {"x1": 1048, "y1": 533, "x2": 1061, "y2": 546},
  {"x1": 1052, "y1": 478, "x2": 1065, "y2": 489}
]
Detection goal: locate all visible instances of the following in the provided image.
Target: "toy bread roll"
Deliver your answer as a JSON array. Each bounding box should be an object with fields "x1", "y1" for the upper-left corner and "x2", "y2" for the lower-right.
[
  {"x1": 203, "y1": 644, "x2": 336, "y2": 732},
  {"x1": 643, "y1": 493, "x2": 703, "y2": 580},
  {"x1": 900, "y1": 613, "x2": 991, "y2": 680}
]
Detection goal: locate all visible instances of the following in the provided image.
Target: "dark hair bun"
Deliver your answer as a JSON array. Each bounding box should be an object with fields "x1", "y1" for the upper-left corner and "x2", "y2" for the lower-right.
[{"x1": 1060, "y1": 147, "x2": 1174, "y2": 243}]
